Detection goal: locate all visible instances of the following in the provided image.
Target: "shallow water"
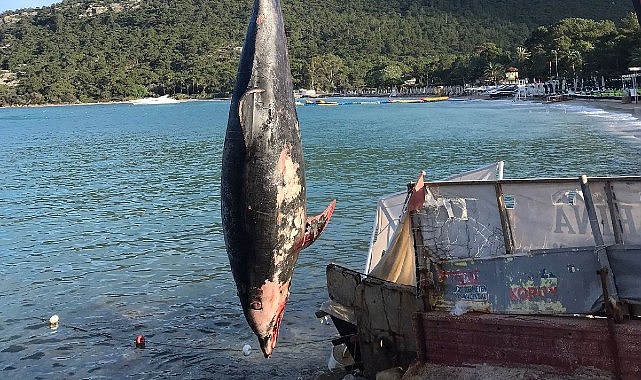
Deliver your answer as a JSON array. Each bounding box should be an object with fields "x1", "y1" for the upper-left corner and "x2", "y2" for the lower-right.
[{"x1": 0, "y1": 99, "x2": 639, "y2": 379}]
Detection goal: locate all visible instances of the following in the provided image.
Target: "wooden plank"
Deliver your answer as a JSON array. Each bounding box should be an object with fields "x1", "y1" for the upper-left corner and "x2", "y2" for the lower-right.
[
  {"x1": 326, "y1": 263, "x2": 361, "y2": 307},
  {"x1": 355, "y1": 276, "x2": 423, "y2": 378}
]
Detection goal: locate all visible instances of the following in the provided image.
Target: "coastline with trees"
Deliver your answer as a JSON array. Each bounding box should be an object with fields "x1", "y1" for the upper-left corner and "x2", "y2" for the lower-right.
[{"x1": 0, "y1": 0, "x2": 638, "y2": 106}]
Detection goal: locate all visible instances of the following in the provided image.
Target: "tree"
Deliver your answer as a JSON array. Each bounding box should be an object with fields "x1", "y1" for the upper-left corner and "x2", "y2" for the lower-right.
[
  {"x1": 365, "y1": 58, "x2": 410, "y2": 88},
  {"x1": 307, "y1": 54, "x2": 346, "y2": 93},
  {"x1": 46, "y1": 79, "x2": 77, "y2": 103},
  {"x1": 0, "y1": 0, "x2": 635, "y2": 105},
  {"x1": 484, "y1": 62, "x2": 505, "y2": 85},
  {"x1": 514, "y1": 46, "x2": 531, "y2": 76},
  {"x1": 344, "y1": 57, "x2": 374, "y2": 91},
  {"x1": 515, "y1": 46, "x2": 531, "y2": 63},
  {"x1": 630, "y1": 48, "x2": 641, "y2": 66},
  {"x1": 475, "y1": 42, "x2": 504, "y2": 63},
  {"x1": 620, "y1": 12, "x2": 640, "y2": 35},
  {"x1": 566, "y1": 50, "x2": 583, "y2": 77}
]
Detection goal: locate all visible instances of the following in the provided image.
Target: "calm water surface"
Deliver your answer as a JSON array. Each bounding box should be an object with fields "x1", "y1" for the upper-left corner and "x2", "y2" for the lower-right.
[{"x1": 1, "y1": 99, "x2": 640, "y2": 379}]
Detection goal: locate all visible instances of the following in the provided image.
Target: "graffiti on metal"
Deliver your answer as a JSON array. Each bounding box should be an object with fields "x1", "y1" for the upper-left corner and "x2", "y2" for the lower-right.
[
  {"x1": 454, "y1": 285, "x2": 488, "y2": 301},
  {"x1": 509, "y1": 279, "x2": 558, "y2": 301},
  {"x1": 441, "y1": 269, "x2": 489, "y2": 302},
  {"x1": 440, "y1": 269, "x2": 479, "y2": 285},
  {"x1": 555, "y1": 204, "x2": 639, "y2": 236},
  {"x1": 507, "y1": 269, "x2": 565, "y2": 313}
]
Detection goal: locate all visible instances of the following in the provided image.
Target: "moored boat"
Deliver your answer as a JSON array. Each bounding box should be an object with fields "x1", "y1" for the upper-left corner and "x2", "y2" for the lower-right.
[
  {"x1": 420, "y1": 96, "x2": 449, "y2": 102},
  {"x1": 130, "y1": 95, "x2": 179, "y2": 105},
  {"x1": 314, "y1": 99, "x2": 339, "y2": 106},
  {"x1": 387, "y1": 96, "x2": 449, "y2": 103},
  {"x1": 483, "y1": 84, "x2": 518, "y2": 99},
  {"x1": 388, "y1": 98, "x2": 424, "y2": 103},
  {"x1": 304, "y1": 99, "x2": 339, "y2": 106},
  {"x1": 319, "y1": 163, "x2": 641, "y2": 378}
]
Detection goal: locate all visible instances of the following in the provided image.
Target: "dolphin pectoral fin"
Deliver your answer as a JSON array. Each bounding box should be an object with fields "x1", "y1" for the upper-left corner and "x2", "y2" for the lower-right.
[
  {"x1": 238, "y1": 87, "x2": 266, "y2": 143},
  {"x1": 300, "y1": 199, "x2": 336, "y2": 250}
]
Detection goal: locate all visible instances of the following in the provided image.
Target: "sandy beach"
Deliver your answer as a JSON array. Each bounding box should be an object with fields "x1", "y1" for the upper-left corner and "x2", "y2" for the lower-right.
[
  {"x1": 568, "y1": 97, "x2": 641, "y2": 117},
  {"x1": 557, "y1": 98, "x2": 641, "y2": 143}
]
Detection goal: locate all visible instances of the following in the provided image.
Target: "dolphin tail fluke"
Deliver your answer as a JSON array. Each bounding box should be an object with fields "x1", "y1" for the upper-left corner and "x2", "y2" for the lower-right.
[{"x1": 300, "y1": 200, "x2": 336, "y2": 250}]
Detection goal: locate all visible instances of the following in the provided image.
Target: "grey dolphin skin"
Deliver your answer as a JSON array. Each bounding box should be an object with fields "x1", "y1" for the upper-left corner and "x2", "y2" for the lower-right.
[{"x1": 221, "y1": 0, "x2": 336, "y2": 358}]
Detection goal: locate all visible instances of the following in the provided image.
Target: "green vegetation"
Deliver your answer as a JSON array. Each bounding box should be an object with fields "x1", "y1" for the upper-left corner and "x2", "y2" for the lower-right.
[{"x1": 0, "y1": 0, "x2": 638, "y2": 105}]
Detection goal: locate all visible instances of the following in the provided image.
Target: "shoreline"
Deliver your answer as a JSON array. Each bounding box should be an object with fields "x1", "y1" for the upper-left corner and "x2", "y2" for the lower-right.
[
  {"x1": 563, "y1": 97, "x2": 641, "y2": 118},
  {"x1": 2, "y1": 95, "x2": 640, "y2": 112},
  {"x1": 0, "y1": 97, "x2": 230, "y2": 109}
]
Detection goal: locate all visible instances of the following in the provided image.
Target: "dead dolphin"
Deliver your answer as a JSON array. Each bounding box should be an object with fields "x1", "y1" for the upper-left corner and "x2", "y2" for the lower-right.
[{"x1": 221, "y1": 0, "x2": 336, "y2": 358}]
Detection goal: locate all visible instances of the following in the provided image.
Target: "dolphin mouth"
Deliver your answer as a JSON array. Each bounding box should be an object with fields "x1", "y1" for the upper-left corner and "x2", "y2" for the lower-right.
[{"x1": 259, "y1": 296, "x2": 287, "y2": 358}]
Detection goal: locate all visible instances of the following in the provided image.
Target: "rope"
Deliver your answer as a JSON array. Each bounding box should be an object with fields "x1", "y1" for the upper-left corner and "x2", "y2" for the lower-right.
[
  {"x1": 278, "y1": 334, "x2": 356, "y2": 348},
  {"x1": 31, "y1": 316, "x2": 347, "y2": 354}
]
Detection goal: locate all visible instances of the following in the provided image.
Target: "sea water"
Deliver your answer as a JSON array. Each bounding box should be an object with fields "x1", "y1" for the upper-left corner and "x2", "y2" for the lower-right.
[{"x1": 1, "y1": 99, "x2": 640, "y2": 379}]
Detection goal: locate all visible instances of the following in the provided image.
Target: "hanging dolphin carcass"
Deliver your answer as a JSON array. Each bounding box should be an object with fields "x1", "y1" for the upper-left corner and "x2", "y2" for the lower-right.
[{"x1": 221, "y1": 0, "x2": 336, "y2": 358}]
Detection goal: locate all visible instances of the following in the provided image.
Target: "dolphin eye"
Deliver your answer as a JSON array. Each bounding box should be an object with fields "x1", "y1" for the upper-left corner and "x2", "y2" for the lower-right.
[
  {"x1": 249, "y1": 288, "x2": 263, "y2": 311},
  {"x1": 250, "y1": 300, "x2": 263, "y2": 310}
]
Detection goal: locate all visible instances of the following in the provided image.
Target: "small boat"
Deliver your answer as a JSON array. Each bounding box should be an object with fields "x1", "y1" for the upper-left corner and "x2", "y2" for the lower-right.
[
  {"x1": 319, "y1": 163, "x2": 641, "y2": 378},
  {"x1": 388, "y1": 98, "x2": 424, "y2": 103},
  {"x1": 130, "y1": 95, "x2": 179, "y2": 105},
  {"x1": 544, "y1": 94, "x2": 564, "y2": 102},
  {"x1": 420, "y1": 96, "x2": 449, "y2": 102},
  {"x1": 483, "y1": 84, "x2": 518, "y2": 99},
  {"x1": 315, "y1": 99, "x2": 339, "y2": 106},
  {"x1": 305, "y1": 99, "x2": 339, "y2": 106},
  {"x1": 387, "y1": 97, "x2": 449, "y2": 104}
]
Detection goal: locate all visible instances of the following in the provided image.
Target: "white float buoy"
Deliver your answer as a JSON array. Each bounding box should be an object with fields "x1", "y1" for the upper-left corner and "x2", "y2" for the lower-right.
[
  {"x1": 242, "y1": 344, "x2": 252, "y2": 356},
  {"x1": 49, "y1": 315, "x2": 59, "y2": 329}
]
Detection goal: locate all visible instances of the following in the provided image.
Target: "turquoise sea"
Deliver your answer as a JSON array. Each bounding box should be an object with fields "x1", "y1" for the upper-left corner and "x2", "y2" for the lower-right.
[{"x1": 1, "y1": 98, "x2": 640, "y2": 379}]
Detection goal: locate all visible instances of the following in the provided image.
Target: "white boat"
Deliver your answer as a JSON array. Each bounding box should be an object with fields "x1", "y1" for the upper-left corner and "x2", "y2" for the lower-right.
[{"x1": 130, "y1": 95, "x2": 179, "y2": 105}]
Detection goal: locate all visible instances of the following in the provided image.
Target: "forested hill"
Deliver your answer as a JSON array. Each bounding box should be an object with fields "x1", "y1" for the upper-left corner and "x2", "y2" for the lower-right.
[{"x1": 0, "y1": 0, "x2": 635, "y2": 105}]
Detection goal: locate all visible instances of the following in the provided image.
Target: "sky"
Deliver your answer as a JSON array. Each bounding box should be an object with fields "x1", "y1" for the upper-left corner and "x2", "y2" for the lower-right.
[{"x1": 0, "y1": 1, "x2": 59, "y2": 14}]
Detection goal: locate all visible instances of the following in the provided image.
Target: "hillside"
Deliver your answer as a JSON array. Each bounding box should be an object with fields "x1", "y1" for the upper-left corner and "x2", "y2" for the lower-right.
[{"x1": 0, "y1": 0, "x2": 635, "y2": 104}]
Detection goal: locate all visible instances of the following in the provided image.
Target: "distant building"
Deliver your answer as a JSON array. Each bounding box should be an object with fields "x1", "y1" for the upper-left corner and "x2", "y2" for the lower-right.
[
  {"x1": 505, "y1": 67, "x2": 519, "y2": 83},
  {"x1": 294, "y1": 89, "x2": 317, "y2": 98},
  {"x1": 403, "y1": 78, "x2": 417, "y2": 86}
]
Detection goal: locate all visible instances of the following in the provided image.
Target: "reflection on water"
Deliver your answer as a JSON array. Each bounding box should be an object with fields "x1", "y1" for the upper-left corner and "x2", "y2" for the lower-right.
[{"x1": 0, "y1": 99, "x2": 640, "y2": 378}]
